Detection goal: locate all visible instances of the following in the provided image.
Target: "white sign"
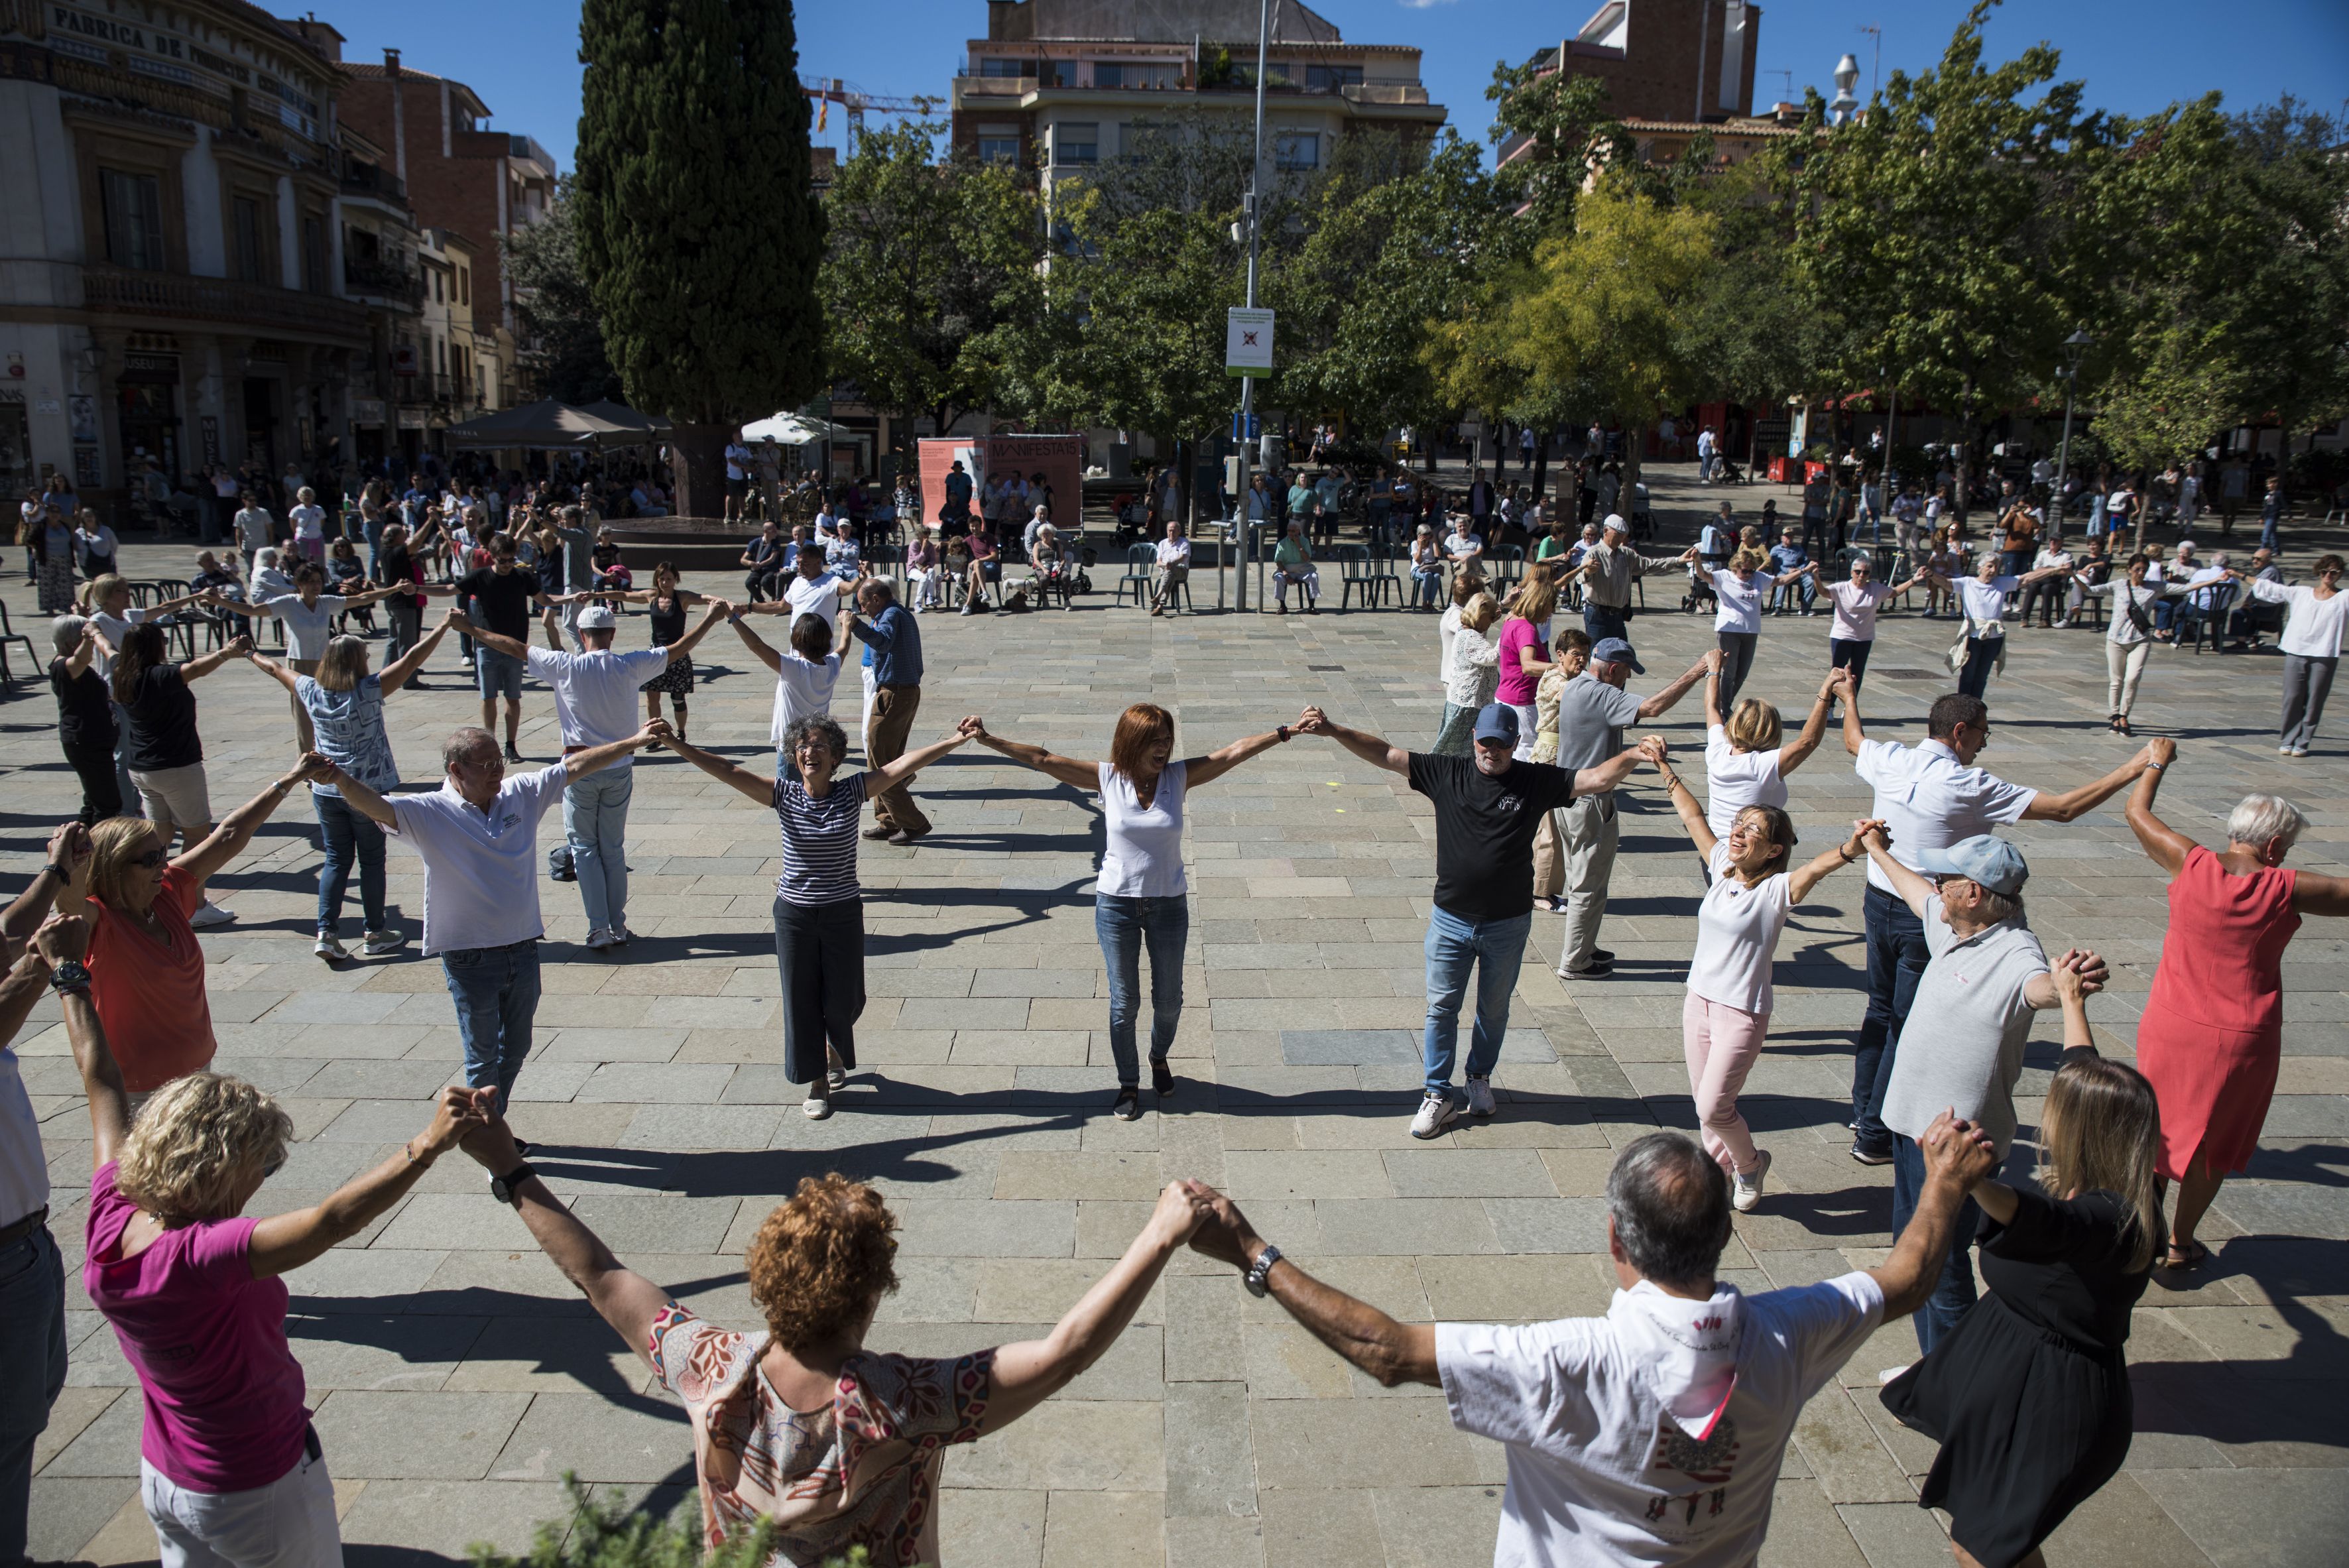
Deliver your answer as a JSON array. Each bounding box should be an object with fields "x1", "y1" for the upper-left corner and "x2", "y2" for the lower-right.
[{"x1": 1225, "y1": 308, "x2": 1274, "y2": 378}]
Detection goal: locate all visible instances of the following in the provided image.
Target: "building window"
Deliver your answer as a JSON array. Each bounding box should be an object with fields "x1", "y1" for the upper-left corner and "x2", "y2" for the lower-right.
[
  {"x1": 1274, "y1": 131, "x2": 1320, "y2": 170},
  {"x1": 1304, "y1": 64, "x2": 1362, "y2": 92},
  {"x1": 458, "y1": 268, "x2": 470, "y2": 306},
  {"x1": 1046, "y1": 60, "x2": 1077, "y2": 88},
  {"x1": 1054, "y1": 123, "x2": 1099, "y2": 164},
  {"x1": 976, "y1": 56, "x2": 1028, "y2": 78},
  {"x1": 434, "y1": 271, "x2": 444, "y2": 302},
  {"x1": 301, "y1": 215, "x2": 326, "y2": 294},
  {"x1": 99, "y1": 168, "x2": 165, "y2": 271},
  {"x1": 977, "y1": 136, "x2": 1020, "y2": 165},
  {"x1": 231, "y1": 197, "x2": 269, "y2": 284}
]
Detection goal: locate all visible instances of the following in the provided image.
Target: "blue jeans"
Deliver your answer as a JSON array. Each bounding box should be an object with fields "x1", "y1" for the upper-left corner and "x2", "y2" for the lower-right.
[
  {"x1": 1892, "y1": 1132, "x2": 1983, "y2": 1353},
  {"x1": 1583, "y1": 603, "x2": 1628, "y2": 644},
  {"x1": 1421, "y1": 906, "x2": 1530, "y2": 1096},
  {"x1": 2260, "y1": 510, "x2": 2280, "y2": 552},
  {"x1": 314, "y1": 791, "x2": 387, "y2": 935},
  {"x1": 0, "y1": 1225, "x2": 66, "y2": 1566},
  {"x1": 1412, "y1": 566, "x2": 1443, "y2": 607},
  {"x1": 1853, "y1": 882, "x2": 1929, "y2": 1152},
  {"x1": 476, "y1": 647, "x2": 524, "y2": 701},
  {"x1": 564, "y1": 767, "x2": 634, "y2": 932},
  {"x1": 363, "y1": 511, "x2": 385, "y2": 579},
  {"x1": 442, "y1": 940, "x2": 542, "y2": 1112},
  {"x1": 1095, "y1": 894, "x2": 1187, "y2": 1086}
]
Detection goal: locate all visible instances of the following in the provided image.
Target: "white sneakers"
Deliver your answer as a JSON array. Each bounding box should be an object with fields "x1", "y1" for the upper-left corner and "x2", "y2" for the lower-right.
[
  {"x1": 802, "y1": 1091, "x2": 831, "y2": 1119},
  {"x1": 190, "y1": 900, "x2": 235, "y2": 929},
  {"x1": 1410, "y1": 1090, "x2": 1459, "y2": 1140},
  {"x1": 361, "y1": 928, "x2": 404, "y2": 956},
  {"x1": 585, "y1": 925, "x2": 634, "y2": 951},
  {"x1": 314, "y1": 934, "x2": 347, "y2": 962},
  {"x1": 1732, "y1": 1149, "x2": 1773, "y2": 1213},
  {"x1": 1415, "y1": 1079, "x2": 1498, "y2": 1138}
]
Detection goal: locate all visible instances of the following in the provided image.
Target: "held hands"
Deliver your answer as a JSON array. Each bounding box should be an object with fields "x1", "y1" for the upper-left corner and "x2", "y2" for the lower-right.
[
  {"x1": 1917, "y1": 1108, "x2": 1999, "y2": 1189},
  {"x1": 1843, "y1": 817, "x2": 1888, "y2": 859},
  {"x1": 1174, "y1": 1178, "x2": 1256, "y2": 1268},
  {"x1": 1636, "y1": 735, "x2": 1671, "y2": 766},
  {"x1": 1825, "y1": 668, "x2": 1856, "y2": 699},
  {"x1": 32, "y1": 910, "x2": 91, "y2": 967},
  {"x1": 440, "y1": 606, "x2": 465, "y2": 629},
  {"x1": 418, "y1": 1087, "x2": 495, "y2": 1159},
  {"x1": 955, "y1": 715, "x2": 988, "y2": 742},
  {"x1": 2146, "y1": 737, "x2": 2177, "y2": 768},
  {"x1": 46, "y1": 821, "x2": 92, "y2": 877},
  {"x1": 1703, "y1": 648, "x2": 1724, "y2": 673},
  {"x1": 1858, "y1": 820, "x2": 1892, "y2": 855},
  {"x1": 227, "y1": 634, "x2": 255, "y2": 658},
  {"x1": 1294, "y1": 707, "x2": 1330, "y2": 735},
  {"x1": 2053, "y1": 947, "x2": 2109, "y2": 996},
  {"x1": 634, "y1": 720, "x2": 674, "y2": 749},
  {"x1": 1144, "y1": 1180, "x2": 1211, "y2": 1250}
]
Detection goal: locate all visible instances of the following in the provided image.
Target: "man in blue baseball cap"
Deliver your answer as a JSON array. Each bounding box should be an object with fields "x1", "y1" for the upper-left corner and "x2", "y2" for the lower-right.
[
  {"x1": 1855, "y1": 825, "x2": 2110, "y2": 1352},
  {"x1": 1295, "y1": 700, "x2": 1654, "y2": 1138}
]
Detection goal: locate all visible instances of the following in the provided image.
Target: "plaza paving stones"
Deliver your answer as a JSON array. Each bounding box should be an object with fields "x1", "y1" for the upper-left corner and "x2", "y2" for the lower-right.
[{"x1": 13, "y1": 471, "x2": 2349, "y2": 1565}]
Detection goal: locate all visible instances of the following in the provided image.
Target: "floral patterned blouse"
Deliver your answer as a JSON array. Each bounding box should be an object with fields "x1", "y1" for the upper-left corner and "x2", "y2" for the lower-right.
[{"x1": 649, "y1": 1304, "x2": 996, "y2": 1565}]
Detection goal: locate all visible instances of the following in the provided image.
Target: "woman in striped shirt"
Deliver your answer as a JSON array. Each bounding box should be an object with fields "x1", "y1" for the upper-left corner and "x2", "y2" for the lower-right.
[{"x1": 650, "y1": 711, "x2": 982, "y2": 1119}]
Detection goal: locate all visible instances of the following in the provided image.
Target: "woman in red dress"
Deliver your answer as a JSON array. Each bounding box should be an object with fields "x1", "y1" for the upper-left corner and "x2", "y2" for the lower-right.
[{"x1": 2125, "y1": 737, "x2": 2349, "y2": 1268}]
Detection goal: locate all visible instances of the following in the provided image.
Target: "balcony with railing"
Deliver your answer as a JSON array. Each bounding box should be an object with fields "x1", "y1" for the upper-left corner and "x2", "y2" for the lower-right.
[
  {"x1": 339, "y1": 160, "x2": 408, "y2": 207},
  {"x1": 343, "y1": 255, "x2": 424, "y2": 309},
  {"x1": 78, "y1": 266, "x2": 367, "y2": 340}
]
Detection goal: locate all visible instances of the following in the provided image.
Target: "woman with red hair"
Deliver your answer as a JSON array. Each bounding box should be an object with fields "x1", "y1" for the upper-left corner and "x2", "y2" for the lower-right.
[{"x1": 966, "y1": 703, "x2": 1299, "y2": 1119}]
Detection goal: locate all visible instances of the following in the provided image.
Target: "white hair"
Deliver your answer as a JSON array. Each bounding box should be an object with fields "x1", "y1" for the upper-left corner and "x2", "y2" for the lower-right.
[
  {"x1": 2226, "y1": 794, "x2": 2307, "y2": 851},
  {"x1": 52, "y1": 613, "x2": 88, "y2": 655}
]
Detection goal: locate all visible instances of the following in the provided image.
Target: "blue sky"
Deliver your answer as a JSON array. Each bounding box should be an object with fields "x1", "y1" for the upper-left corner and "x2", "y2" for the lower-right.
[{"x1": 303, "y1": 0, "x2": 2349, "y2": 175}]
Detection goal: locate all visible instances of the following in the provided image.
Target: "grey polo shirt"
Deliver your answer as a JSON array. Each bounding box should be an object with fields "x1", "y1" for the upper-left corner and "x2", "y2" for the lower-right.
[
  {"x1": 1880, "y1": 896, "x2": 2049, "y2": 1157},
  {"x1": 1552, "y1": 672, "x2": 1645, "y2": 778}
]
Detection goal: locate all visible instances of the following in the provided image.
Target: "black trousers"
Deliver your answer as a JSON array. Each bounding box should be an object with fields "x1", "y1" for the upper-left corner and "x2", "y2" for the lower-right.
[
  {"x1": 773, "y1": 895, "x2": 865, "y2": 1083},
  {"x1": 1831, "y1": 636, "x2": 1874, "y2": 692},
  {"x1": 61, "y1": 737, "x2": 121, "y2": 825}
]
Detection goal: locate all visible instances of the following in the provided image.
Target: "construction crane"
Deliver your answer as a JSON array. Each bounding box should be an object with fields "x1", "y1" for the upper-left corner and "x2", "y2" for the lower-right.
[{"x1": 800, "y1": 76, "x2": 935, "y2": 149}]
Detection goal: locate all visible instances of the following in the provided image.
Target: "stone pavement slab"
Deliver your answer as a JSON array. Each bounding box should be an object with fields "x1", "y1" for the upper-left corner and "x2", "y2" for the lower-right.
[{"x1": 15, "y1": 480, "x2": 2349, "y2": 1564}]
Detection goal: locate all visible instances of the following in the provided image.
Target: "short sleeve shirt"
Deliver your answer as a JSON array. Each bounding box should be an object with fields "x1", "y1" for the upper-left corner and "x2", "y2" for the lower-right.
[
  {"x1": 527, "y1": 646, "x2": 671, "y2": 760},
  {"x1": 1437, "y1": 1273, "x2": 1886, "y2": 1568},
  {"x1": 1851, "y1": 739, "x2": 2036, "y2": 894},
  {"x1": 1552, "y1": 673, "x2": 1646, "y2": 775},
  {"x1": 296, "y1": 673, "x2": 397, "y2": 796},
  {"x1": 1495, "y1": 619, "x2": 1544, "y2": 706},
  {"x1": 1701, "y1": 726, "x2": 1786, "y2": 841},
  {"x1": 1711, "y1": 570, "x2": 1772, "y2": 634},
  {"x1": 1880, "y1": 898, "x2": 2049, "y2": 1156},
  {"x1": 387, "y1": 765, "x2": 566, "y2": 953},
  {"x1": 1407, "y1": 753, "x2": 1574, "y2": 922},
  {"x1": 88, "y1": 865, "x2": 215, "y2": 1092},
  {"x1": 648, "y1": 1305, "x2": 994, "y2": 1565},
  {"x1": 772, "y1": 771, "x2": 870, "y2": 906},
  {"x1": 1829, "y1": 579, "x2": 1889, "y2": 642},
  {"x1": 1689, "y1": 842, "x2": 1795, "y2": 1014}
]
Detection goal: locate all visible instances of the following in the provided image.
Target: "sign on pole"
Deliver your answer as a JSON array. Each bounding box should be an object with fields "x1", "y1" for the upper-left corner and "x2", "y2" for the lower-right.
[{"x1": 1225, "y1": 308, "x2": 1274, "y2": 377}]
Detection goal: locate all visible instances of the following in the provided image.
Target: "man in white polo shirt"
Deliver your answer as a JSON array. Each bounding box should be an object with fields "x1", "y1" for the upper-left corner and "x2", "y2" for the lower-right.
[
  {"x1": 316, "y1": 723, "x2": 660, "y2": 1113},
  {"x1": 1839, "y1": 690, "x2": 2147, "y2": 1165},
  {"x1": 457, "y1": 599, "x2": 723, "y2": 949},
  {"x1": 1175, "y1": 1116, "x2": 1995, "y2": 1568}
]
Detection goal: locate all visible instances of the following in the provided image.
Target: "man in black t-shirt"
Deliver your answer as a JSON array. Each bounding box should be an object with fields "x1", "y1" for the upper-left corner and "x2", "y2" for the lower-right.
[
  {"x1": 1299, "y1": 702, "x2": 1651, "y2": 1138},
  {"x1": 444, "y1": 536, "x2": 550, "y2": 761}
]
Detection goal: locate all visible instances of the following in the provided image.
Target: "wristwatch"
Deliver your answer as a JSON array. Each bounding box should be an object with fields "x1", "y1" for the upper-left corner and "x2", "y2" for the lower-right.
[
  {"x1": 488, "y1": 1162, "x2": 536, "y2": 1205},
  {"x1": 46, "y1": 959, "x2": 91, "y2": 996},
  {"x1": 1242, "y1": 1242, "x2": 1283, "y2": 1297}
]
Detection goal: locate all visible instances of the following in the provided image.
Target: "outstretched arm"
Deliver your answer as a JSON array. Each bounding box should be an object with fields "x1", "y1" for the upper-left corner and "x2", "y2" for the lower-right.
[
  {"x1": 663, "y1": 601, "x2": 729, "y2": 662},
  {"x1": 725, "y1": 611, "x2": 784, "y2": 674},
  {"x1": 176, "y1": 756, "x2": 329, "y2": 888},
  {"x1": 1701, "y1": 662, "x2": 1724, "y2": 730},
  {"x1": 1646, "y1": 742, "x2": 1717, "y2": 862},
  {"x1": 1295, "y1": 707, "x2": 1408, "y2": 776},
  {"x1": 1, "y1": 824, "x2": 89, "y2": 961},
  {"x1": 967, "y1": 723, "x2": 1098, "y2": 791},
  {"x1": 1183, "y1": 726, "x2": 1294, "y2": 790},
  {"x1": 1571, "y1": 744, "x2": 1646, "y2": 801},
  {"x1": 458, "y1": 1115, "x2": 673, "y2": 1368},
  {"x1": 865, "y1": 719, "x2": 980, "y2": 796},
  {"x1": 48, "y1": 915, "x2": 133, "y2": 1167},
  {"x1": 564, "y1": 726, "x2": 662, "y2": 784},
  {"x1": 247, "y1": 1089, "x2": 489, "y2": 1278},
  {"x1": 2123, "y1": 738, "x2": 2192, "y2": 876},
  {"x1": 1636, "y1": 655, "x2": 1713, "y2": 721},
  {"x1": 380, "y1": 609, "x2": 457, "y2": 694},
  {"x1": 1869, "y1": 1111, "x2": 1999, "y2": 1319},
  {"x1": 458, "y1": 617, "x2": 530, "y2": 663},
  {"x1": 180, "y1": 636, "x2": 253, "y2": 683},
  {"x1": 242, "y1": 647, "x2": 302, "y2": 695},
  {"x1": 1183, "y1": 1181, "x2": 1437, "y2": 1388},
  {"x1": 1778, "y1": 673, "x2": 1842, "y2": 774},
  {"x1": 651, "y1": 723, "x2": 774, "y2": 806},
  {"x1": 1788, "y1": 819, "x2": 1880, "y2": 904},
  {"x1": 1840, "y1": 678, "x2": 1868, "y2": 756},
  {"x1": 2020, "y1": 745, "x2": 2153, "y2": 823},
  {"x1": 1859, "y1": 823, "x2": 1935, "y2": 919}
]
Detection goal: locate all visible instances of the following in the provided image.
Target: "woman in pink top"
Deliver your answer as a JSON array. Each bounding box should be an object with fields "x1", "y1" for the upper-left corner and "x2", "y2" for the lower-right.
[
  {"x1": 1493, "y1": 575, "x2": 1559, "y2": 758},
  {"x1": 42, "y1": 906, "x2": 488, "y2": 1568}
]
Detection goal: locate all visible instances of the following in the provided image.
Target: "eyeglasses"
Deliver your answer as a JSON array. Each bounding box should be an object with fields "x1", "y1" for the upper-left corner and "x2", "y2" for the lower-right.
[{"x1": 129, "y1": 848, "x2": 169, "y2": 869}]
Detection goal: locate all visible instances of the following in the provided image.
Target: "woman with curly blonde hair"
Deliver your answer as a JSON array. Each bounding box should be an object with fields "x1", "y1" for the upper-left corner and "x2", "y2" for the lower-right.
[
  {"x1": 457, "y1": 1117, "x2": 1207, "y2": 1566},
  {"x1": 40, "y1": 908, "x2": 485, "y2": 1567}
]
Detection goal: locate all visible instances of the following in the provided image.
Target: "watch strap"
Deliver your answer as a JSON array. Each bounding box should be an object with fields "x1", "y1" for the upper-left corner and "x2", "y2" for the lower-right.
[{"x1": 1243, "y1": 1242, "x2": 1282, "y2": 1296}]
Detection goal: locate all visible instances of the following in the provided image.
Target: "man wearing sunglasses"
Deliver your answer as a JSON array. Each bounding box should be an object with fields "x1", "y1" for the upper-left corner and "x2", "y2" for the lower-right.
[{"x1": 312, "y1": 721, "x2": 666, "y2": 1118}]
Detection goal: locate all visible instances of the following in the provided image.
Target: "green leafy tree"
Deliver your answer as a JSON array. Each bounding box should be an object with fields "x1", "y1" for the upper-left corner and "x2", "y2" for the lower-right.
[
  {"x1": 1484, "y1": 60, "x2": 1616, "y2": 231},
  {"x1": 1781, "y1": 0, "x2": 2112, "y2": 516},
  {"x1": 575, "y1": 0, "x2": 827, "y2": 515},
  {"x1": 819, "y1": 119, "x2": 1046, "y2": 462},
  {"x1": 503, "y1": 179, "x2": 622, "y2": 406}
]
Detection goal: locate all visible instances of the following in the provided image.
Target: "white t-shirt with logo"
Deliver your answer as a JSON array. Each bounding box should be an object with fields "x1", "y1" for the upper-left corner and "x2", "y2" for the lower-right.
[
  {"x1": 1709, "y1": 570, "x2": 1772, "y2": 635},
  {"x1": 289, "y1": 503, "x2": 327, "y2": 542},
  {"x1": 1699, "y1": 727, "x2": 1786, "y2": 843},
  {"x1": 387, "y1": 764, "x2": 564, "y2": 954},
  {"x1": 1689, "y1": 842, "x2": 1795, "y2": 1014},
  {"x1": 783, "y1": 571, "x2": 847, "y2": 638},
  {"x1": 1438, "y1": 1272, "x2": 1886, "y2": 1568}
]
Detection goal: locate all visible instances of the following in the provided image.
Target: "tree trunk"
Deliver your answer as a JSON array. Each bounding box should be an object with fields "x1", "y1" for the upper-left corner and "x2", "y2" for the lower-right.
[
  {"x1": 668, "y1": 422, "x2": 730, "y2": 518},
  {"x1": 1951, "y1": 377, "x2": 1975, "y2": 531},
  {"x1": 1530, "y1": 430, "x2": 1550, "y2": 500}
]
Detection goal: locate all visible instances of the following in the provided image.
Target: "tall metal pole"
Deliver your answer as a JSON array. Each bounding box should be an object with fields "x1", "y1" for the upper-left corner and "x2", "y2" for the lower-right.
[
  {"x1": 1231, "y1": 0, "x2": 1269, "y2": 612},
  {"x1": 2054, "y1": 368, "x2": 2078, "y2": 518}
]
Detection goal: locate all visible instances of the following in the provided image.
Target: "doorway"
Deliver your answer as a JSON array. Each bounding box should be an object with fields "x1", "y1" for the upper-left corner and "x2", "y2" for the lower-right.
[{"x1": 243, "y1": 378, "x2": 278, "y2": 469}]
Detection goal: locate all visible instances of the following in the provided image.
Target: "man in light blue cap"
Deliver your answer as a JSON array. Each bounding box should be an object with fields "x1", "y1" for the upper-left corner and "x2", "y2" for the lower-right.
[
  {"x1": 1856, "y1": 827, "x2": 2110, "y2": 1352},
  {"x1": 1296, "y1": 699, "x2": 1650, "y2": 1138}
]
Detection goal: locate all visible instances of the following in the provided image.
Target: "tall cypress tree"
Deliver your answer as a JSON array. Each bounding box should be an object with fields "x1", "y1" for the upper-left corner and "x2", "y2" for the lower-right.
[{"x1": 575, "y1": 0, "x2": 825, "y2": 516}]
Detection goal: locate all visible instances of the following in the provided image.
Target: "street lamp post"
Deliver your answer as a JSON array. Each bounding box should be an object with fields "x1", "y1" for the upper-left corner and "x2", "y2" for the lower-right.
[
  {"x1": 2055, "y1": 328, "x2": 2092, "y2": 524},
  {"x1": 1226, "y1": 0, "x2": 1270, "y2": 613}
]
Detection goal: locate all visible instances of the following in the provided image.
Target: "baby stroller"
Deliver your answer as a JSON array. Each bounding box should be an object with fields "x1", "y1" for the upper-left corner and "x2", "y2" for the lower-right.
[{"x1": 1681, "y1": 560, "x2": 1718, "y2": 615}]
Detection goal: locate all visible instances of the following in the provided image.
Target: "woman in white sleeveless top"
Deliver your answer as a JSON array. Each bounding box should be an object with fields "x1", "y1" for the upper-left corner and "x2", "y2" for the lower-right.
[{"x1": 967, "y1": 704, "x2": 1299, "y2": 1120}]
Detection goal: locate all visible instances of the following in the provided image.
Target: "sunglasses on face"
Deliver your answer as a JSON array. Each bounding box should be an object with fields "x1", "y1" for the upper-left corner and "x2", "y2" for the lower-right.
[{"x1": 129, "y1": 848, "x2": 169, "y2": 869}]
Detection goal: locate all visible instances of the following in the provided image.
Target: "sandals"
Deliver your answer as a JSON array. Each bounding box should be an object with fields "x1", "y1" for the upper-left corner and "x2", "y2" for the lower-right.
[
  {"x1": 2161, "y1": 1238, "x2": 2210, "y2": 1271},
  {"x1": 2114, "y1": 715, "x2": 2132, "y2": 736}
]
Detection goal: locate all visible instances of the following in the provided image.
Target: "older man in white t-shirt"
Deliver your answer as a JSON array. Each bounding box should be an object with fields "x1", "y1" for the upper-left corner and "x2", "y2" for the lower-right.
[
  {"x1": 1178, "y1": 1120, "x2": 1995, "y2": 1568},
  {"x1": 318, "y1": 723, "x2": 660, "y2": 1114},
  {"x1": 1838, "y1": 689, "x2": 2147, "y2": 1164}
]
